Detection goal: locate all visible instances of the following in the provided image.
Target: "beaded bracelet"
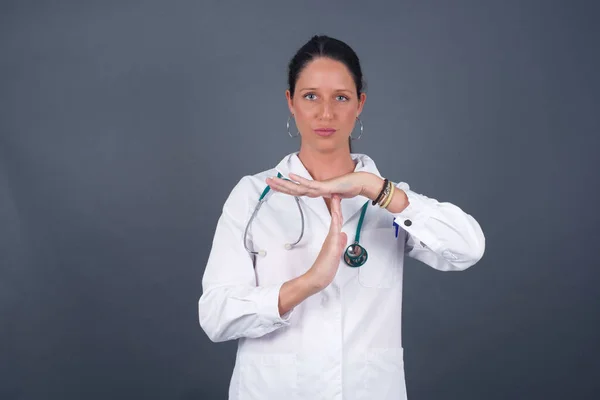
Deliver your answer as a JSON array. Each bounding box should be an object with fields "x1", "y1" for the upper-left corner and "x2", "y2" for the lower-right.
[{"x1": 371, "y1": 178, "x2": 389, "y2": 206}]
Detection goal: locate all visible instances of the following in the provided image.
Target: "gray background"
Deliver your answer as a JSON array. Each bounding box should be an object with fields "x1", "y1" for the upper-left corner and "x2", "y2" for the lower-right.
[{"x1": 1, "y1": 0, "x2": 599, "y2": 399}]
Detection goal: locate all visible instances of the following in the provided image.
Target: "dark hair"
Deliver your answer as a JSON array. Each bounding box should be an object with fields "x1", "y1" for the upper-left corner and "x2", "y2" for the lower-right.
[{"x1": 287, "y1": 35, "x2": 365, "y2": 152}]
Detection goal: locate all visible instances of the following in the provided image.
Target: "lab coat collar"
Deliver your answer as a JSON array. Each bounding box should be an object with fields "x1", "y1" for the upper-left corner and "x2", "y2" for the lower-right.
[{"x1": 274, "y1": 152, "x2": 383, "y2": 229}]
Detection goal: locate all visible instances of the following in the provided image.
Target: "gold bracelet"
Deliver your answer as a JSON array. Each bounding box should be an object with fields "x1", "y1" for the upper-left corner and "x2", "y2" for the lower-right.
[
  {"x1": 378, "y1": 180, "x2": 391, "y2": 207},
  {"x1": 376, "y1": 179, "x2": 391, "y2": 207},
  {"x1": 381, "y1": 182, "x2": 395, "y2": 209},
  {"x1": 380, "y1": 180, "x2": 393, "y2": 207},
  {"x1": 377, "y1": 182, "x2": 390, "y2": 207}
]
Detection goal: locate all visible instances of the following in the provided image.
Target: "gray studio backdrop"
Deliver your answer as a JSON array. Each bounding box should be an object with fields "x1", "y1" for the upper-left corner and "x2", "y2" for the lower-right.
[{"x1": 1, "y1": 1, "x2": 599, "y2": 399}]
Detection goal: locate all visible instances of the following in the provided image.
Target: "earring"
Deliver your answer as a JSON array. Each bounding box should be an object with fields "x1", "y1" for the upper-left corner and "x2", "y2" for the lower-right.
[
  {"x1": 287, "y1": 115, "x2": 299, "y2": 138},
  {"x1": 351, "y1": 117, "x2": 363, "y2": 140}
]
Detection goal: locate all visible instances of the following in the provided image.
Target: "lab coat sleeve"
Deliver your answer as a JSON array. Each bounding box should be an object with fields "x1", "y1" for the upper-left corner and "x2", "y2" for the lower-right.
[
  {"x1": 198, "y1": 176, "x2": 294, "y2": 343},
  {"x1": 390, "y1": 182, "x2": 485, "y2": 271}
]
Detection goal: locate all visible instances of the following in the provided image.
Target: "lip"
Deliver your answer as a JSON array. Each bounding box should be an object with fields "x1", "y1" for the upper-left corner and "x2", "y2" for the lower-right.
[{"x1": 314, "y1": 128, "x2": 337, "y2": 137}]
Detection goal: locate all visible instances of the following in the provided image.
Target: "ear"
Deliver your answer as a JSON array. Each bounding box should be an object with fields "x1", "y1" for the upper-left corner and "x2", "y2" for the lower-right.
[
  {"x1": 356, "y1": 92, "x2": 367, "y2": 117},
  {"x1": 285, "y1": 90, "x2": 294, "y2": 115}
]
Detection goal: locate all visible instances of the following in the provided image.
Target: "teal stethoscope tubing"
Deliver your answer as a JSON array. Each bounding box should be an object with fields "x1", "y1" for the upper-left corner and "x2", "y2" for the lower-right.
[{"x1": 243, "y1": 172, "x2": 369, "y2": 267}]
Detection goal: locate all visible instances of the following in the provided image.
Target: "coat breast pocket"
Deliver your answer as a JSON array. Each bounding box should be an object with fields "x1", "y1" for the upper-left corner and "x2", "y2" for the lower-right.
[{"x1": 357, "y1": 227, "x2": 401, "y2": 288}]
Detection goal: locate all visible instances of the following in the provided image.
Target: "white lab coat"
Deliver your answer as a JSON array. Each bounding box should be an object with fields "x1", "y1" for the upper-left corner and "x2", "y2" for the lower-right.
[{"x1": 198, "y1": 152, "x2": 485, "y2": 400}]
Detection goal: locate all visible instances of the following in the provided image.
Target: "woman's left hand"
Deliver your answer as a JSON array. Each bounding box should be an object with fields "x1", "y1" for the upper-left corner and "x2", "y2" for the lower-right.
[{"x1": 266, "y1": 171, "x2": 375, "y2": 200}]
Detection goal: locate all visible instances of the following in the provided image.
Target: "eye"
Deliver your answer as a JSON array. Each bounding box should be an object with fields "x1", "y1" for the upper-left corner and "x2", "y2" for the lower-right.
[
  {"x1": 336, "y1": 95, "x2": 349, "y2": 101},
  {"x1": 304, "y1": 93, "x2": 317, "y2": 100}
]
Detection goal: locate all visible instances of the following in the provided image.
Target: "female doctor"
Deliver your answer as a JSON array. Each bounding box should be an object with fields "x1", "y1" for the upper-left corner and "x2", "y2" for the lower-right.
[{"x1": 198, "y1": 35, "x2": 485, "y2": 400}]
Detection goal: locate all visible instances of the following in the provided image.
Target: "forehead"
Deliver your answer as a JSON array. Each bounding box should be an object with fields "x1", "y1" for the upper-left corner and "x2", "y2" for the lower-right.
[{"x1": 296, "y1": 57, "x2": 355, "y2": 90}]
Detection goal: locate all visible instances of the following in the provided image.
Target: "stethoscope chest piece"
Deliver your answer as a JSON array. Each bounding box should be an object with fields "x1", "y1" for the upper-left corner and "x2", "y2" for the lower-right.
[{"x1": 344, "y1": 242, "x2": 368, "y2": 267}]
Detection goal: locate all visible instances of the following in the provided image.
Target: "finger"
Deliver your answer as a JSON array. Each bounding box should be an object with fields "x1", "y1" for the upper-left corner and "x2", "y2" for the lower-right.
[
  {"x1": 329, "y1": 209, "x2": 339, "y2": 233},
  {"x1": 334, "y1": 208, "x2": 343, "y2": 231},
  {"x1": 289, "y1": 173, "x2": 327, "y2": 196},
  {"x1": 268, "y1": 178, "x2": 304, "y2": 196},
  {"x1": 336, "y1": 212, "x2": 343, "y2": 235},
  {"x1": 339, "y1": 232, "x2": 348, "y2": 252},
  {"x1": 328, "y1": 212, "x2": 340, "y2": 249},
  {"x1": 267, "y1": 181, "x2": 295, "y2": 196},
  {"x1": 333, "y1": 209, "x2": 343, "y2": 231},
  {"x1": 288, "y1": 173, "x2": 315, "y2": 187},
  {"x1": 333, "y1": 213, "x2": 346, "y2": 252},
  {"x1": 277, "y1": 177, "x2": 312, "y2": 197},
  {"x1": 331, "y1": 195, "x2": 343, "y2": 224}
]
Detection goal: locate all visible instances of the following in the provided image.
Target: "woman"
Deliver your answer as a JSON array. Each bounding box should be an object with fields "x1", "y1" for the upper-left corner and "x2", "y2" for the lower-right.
[{"x1": 198, "y1": 35, "x2": 485, "y2": 400}]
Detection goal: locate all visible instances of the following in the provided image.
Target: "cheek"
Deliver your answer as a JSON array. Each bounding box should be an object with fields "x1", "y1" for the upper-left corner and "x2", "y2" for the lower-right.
[
  {"x1": 293, "y1": 105, "x2": 314, "y2": 125},
  {"x1": 339, "y1": 107, "x2": 358, "y2": 126}
]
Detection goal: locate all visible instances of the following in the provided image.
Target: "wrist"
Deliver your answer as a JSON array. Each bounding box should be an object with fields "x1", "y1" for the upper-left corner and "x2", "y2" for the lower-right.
[{"x1": 359, "y1": 173, "x2": 385, "y2": 201}]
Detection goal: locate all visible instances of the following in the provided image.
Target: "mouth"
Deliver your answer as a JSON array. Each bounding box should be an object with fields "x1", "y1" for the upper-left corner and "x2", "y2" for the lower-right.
[{"x1": 314, "y1": 128, "x2": 337, "y2": 137}]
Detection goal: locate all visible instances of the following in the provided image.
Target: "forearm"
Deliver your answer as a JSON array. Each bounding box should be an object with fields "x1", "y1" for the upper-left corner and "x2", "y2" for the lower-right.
[
  {"x1": 359, "y1": 172, "x2": 485, "y2": 270},
  {"x1": 278, "y1": 272, "x2": 322, "y2": 316}
]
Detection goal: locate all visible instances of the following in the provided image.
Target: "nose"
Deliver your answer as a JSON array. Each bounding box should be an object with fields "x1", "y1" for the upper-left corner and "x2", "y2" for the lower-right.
[{"x1": 318, "y1": 99, "x2": 334, "y2": 120}]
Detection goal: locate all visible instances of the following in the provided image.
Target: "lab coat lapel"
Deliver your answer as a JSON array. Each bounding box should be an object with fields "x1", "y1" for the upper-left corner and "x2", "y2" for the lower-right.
[{"x1": 274, "y1": 152, "x2": 383, "y2": 229}]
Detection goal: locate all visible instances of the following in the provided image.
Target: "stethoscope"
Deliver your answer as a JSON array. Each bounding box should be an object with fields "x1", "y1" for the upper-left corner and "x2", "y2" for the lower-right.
[{"x1": 243, "y1": 172, "x2": 370, "y2": 267}]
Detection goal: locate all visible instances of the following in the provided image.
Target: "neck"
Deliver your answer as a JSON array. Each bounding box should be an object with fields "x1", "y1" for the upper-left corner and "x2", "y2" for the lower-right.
[{"x1": 297, "y1": 147, "x2": 356, "y2": 181}]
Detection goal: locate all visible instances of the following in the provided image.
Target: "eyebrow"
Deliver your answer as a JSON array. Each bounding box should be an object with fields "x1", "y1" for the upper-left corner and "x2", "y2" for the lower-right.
[{"x1": 299, "y1": 87, "x2": 353, "y2": 93}]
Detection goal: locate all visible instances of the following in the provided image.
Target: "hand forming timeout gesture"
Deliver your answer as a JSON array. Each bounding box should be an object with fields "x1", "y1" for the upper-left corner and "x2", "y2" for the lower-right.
[{"x1": 266, "y1": 171, "x2": 375, "y2": 200}]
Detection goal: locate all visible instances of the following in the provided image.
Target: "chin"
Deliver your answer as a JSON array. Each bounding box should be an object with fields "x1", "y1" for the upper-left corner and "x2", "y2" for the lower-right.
[{"x1": 306, "y1": 139, "x2": 348, "y2": 153}]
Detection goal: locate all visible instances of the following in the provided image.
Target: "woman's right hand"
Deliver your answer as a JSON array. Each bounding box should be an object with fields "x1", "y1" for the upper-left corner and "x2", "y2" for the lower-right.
[{"x1": 305, "y1": 195, "x2": 348, "y2": 291}]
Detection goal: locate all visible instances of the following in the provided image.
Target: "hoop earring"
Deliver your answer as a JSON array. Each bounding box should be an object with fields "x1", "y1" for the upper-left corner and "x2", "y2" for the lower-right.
[
  {"x1": 287, "y1": 115, "x2": 299, "y2": 138},
  {"x1": 351, "y1": 117, "x2": 363, "y2": 140}
]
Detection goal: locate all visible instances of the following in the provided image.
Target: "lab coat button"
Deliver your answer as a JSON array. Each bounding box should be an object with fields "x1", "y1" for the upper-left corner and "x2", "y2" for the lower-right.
[{"x1": 404, "y1": 219, "x2": 412, "y2": 226}]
